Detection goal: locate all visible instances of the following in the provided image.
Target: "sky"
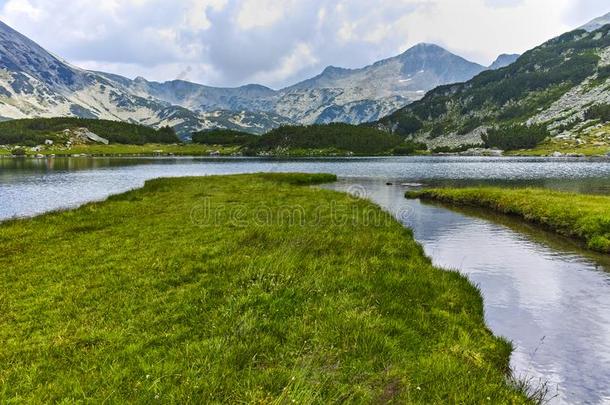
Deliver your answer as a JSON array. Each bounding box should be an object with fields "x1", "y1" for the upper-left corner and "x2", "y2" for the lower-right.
[{"x1": 0, "y1": 0, "x2": 608, "y2": 89}]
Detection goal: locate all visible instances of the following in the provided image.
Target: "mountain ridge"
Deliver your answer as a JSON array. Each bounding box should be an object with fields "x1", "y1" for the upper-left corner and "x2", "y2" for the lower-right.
[
  {"x1": 376, "y1": 23, "x2": 610, "y2": 150},
  {"x1": 580, "y1": 12, "x2": 610, "y2": 32},
  {"x1": 0, "y1": 19, "x2": 523, "y2": 137},
  {"x1": 488, "y1": 54, "x2": 520, "y2": 70}
]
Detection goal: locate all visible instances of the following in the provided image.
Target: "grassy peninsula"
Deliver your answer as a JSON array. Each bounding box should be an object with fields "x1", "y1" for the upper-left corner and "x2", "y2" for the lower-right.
[
  {"x1": 407, "y1": 187, "x2": 610, "y2": 253},
  {"x1": 0, "y1": 173, "x2": 526, "y2": 403}
]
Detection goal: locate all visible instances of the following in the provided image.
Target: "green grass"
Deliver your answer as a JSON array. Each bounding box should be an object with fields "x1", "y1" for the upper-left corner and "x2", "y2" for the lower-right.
[
  {"x1": 506, "y1": 123, "x2": 610, "y2": 156},
  {"x1": 0, "y1": 173, "x2": 528, "y2": 403},
  {"x1": 2, "y1": 143, "x2": 240, "y2": 157},
  {"x1": 407, "y1": 187, "x2": 610, "y2": 253},
  {"x1": 507, "y1": 145, "x2": 609, "y2": 157}
]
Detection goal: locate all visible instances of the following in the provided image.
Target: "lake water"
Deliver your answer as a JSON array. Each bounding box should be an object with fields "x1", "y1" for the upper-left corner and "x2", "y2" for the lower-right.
[{"x1": 2, "y1": 155, "x2": 610, "y2": 403}]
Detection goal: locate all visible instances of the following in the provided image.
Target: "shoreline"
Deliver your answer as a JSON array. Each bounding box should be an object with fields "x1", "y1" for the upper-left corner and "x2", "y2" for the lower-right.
[
  {"x1": 407, "y1": 187, "x2": 610, "y2": 253},
  {"x1": 2, "y1": 150, "x2": 610, "y2": 159}
]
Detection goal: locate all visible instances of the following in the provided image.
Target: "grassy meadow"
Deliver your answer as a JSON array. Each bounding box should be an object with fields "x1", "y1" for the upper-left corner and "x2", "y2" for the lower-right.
[
  {"x1": 0, "y1": 173, "x2": 530, "y2": 403},
  {"x1": 407, "y1": 187, "x2": 610, "y2": 253},
  {"x1": 0, "y1": 143, "x2": 240, "y2": 157}
]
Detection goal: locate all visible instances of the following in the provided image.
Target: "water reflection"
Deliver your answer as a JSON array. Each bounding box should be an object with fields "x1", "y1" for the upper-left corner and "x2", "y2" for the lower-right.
[{"x1": 325, "y1": 179, "x2": 610, "y2": 404}]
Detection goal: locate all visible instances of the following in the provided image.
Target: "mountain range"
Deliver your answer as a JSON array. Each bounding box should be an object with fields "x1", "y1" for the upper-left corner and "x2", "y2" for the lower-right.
[
  {"x1": 377, "y1": 19, "x2": 610, "y2": 148},
  {"x1": 0, "y1": 20, "x2": 516, "y2": 138}
]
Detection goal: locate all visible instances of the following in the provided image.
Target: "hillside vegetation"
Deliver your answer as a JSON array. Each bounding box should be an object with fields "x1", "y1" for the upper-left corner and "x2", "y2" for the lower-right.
[
  {"x1": 191, "y1": 129, "x2": 259, "y2": 146},
  {"x1": 192, "y1": 124, "x2": 422, "y2": 156},
  {"x1": 245, "y1": 123, "x2": 415, "y2": 155},
  {"x1": 482, "y1": 124, "x2": 550, "y2": 150},
  {"x1": 0, "y1": 174, "x2": 528, "y2": 403},
  {"x1": 0, "y1": 117, "x2": 179, "y2": 146},
  {"x1": 378, "y1": 25, "x2": 610, "y2": 150}
]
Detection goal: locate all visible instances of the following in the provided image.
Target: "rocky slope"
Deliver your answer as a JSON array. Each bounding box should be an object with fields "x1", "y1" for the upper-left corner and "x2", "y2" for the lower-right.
[
  {"x1": 488, "y1": 54, "x2": 520, "y2": 70},
  {"x1": 0, "y1": 19, "x2": 521, "y2": 138},
  {"x1": 0, "y1": 21, "x2": 291, "y2": 137},
  {"x1": 376, "y1": 23, "x2": 610, "y2": 149},
  {"x1": 133, "y1": 43, "x2": 495, "y2": 126},
  {"x1": 580, "y1": 12, "x2": 610, "y2": 32}
]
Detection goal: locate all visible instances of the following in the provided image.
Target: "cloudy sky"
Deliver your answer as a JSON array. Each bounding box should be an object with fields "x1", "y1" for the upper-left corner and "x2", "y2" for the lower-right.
[{"x1": 0, "y1": 0, "x2": 608, "y2": 89}]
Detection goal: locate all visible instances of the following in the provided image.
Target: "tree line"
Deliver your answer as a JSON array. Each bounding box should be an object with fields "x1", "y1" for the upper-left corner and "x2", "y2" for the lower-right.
[
  {"x1": 0, "y1": 118, "x2": 179, "y2": 146},
  {"x1": 193, "y1": 124, "x2": 428, "y2": 155}
]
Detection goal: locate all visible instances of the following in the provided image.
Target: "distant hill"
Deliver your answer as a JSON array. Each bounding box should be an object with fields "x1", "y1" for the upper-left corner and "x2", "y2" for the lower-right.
[
  {"x1": 248, "y1": 123, "x2": 408, "y2": 155},
  {"x1": 0, "y1": 117, "x2": 179, "y2": 146},
  {"x1": 376, "y1": 23, "x2": 610, "y2": 149}
]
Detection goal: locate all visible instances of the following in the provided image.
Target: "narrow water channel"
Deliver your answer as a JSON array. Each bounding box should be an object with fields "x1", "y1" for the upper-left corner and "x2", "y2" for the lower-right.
[{"x1": 325, "y1": 179, "x2": 610, "y2": 404}]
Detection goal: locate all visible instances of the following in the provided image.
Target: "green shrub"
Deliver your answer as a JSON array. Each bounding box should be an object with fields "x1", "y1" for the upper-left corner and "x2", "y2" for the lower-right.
[
  {"x1": 10, "y1": 147, "x2": 26, "y2": 156},
  {"x1": 585, "y1": 104, "x2": 610, "y2": 123},
  {"x1": 191, "y1": 129, "x2": 258, "y2": 146},
  {"x1": 482, "y1": 124, "x2": 549, "y2": 150},
  {"x1": 392, "y1": 141, "x2": 428, "y2": 155},
  {"x1": 395, "y1": 114, "x2": 423, "y2": 134},
  {"x1": 432, "y1": 144, "x2": 481, "y2": 153}
]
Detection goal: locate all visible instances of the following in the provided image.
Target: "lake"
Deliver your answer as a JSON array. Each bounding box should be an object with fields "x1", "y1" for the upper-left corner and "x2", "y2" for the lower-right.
[{"x1": 2, "y1": 155, "x2": 610, "y2": 403}]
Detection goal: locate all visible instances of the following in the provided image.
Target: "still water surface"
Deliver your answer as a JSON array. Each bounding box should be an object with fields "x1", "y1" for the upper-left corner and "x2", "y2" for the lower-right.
[
  {"x1": 2, "y1": 156, "x2": 610, "y2": 403},
  {"x1": 326, "y1": 179, "x2": 610, "y2": 404}
]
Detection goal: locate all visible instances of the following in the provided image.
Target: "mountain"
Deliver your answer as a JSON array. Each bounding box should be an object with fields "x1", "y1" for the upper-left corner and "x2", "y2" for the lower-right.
[
  {"x1": 0, "y1": 19, "x2": 512, "y2": 138},
  {"x1": 488, "y1": 54, "x2": 520, "y2": 70},
  {"x1": 580, "y1": 12, "x2": 610, "y2": 32},
  {"x1": 376, "y1": 22, "x2": 610, "y2": 149},
  {"x1": 118, "y1": 43, "x2": 492, "y2": 127},
  {"x1": 285, "y1": 44, "x2": 487, "y2": 95},
  {"x1": 269, "y1": 43, "x2": 488, "y2": 124},
  {"x1": 0, "y1": 21, "x2": 292, "y2": 137}
]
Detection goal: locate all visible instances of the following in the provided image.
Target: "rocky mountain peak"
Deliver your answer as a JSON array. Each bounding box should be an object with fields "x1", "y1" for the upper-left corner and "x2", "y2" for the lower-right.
[
  {"x1": 579, "y1": 12, "x2": 610, "y2": 32},
  {"x1": 488, "y1": 54, "x2": 520, "y2": 70},
  {"x1": 401, "y1": 43, "x2": 449, "y2": 56}
]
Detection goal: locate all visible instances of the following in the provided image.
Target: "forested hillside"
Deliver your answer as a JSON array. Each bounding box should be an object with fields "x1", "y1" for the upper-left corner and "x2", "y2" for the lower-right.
[
  {"x1": 250, "y1": 123, "x2": 408, "y2": 155},
  {"x1": 191, "y1": 129, "x2": 259, "y2": 146},
  {"x1": 0, "y1": 118, "x2": 179, "y2": 146},
  {"x1": 377, "y1": 25, "x2": 610, "y2": 150}
]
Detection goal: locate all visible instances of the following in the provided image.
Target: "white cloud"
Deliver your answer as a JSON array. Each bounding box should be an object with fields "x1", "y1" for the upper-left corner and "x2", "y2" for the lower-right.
[
  {"x1": 186, "y1": 0, "x2": 228, "y2": 30},
  {"x1": 250, "y1": 42, "x2": 318, "y2": 85},
  {"x1": 3, "y1": 0, "x2": 43, "y2": 21},
  {"x1": 236, "y1": 0, "x2": 297, "y2": 29},
  {"x1": 0, "y1": 0, "x2": 608, "y2": 88}
]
